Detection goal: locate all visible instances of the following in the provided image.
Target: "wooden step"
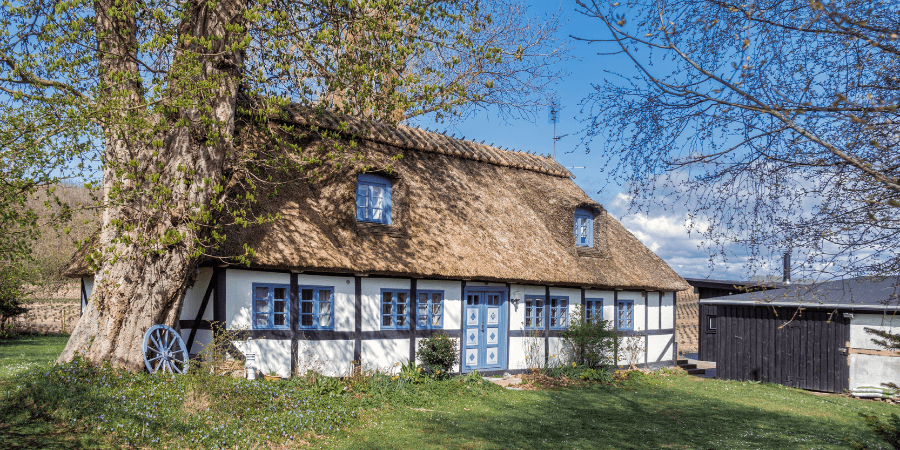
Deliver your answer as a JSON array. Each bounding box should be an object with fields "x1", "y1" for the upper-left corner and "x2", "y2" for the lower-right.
[
  {"x1": 678, "y1": 364, "x2": 697, "y2": 370},
  {"x1": 686, "y1": 368, "x2": 707, "y2": 375},
  {"x1": 676, "y1": 359, "x2": 688, "y2": 365}
]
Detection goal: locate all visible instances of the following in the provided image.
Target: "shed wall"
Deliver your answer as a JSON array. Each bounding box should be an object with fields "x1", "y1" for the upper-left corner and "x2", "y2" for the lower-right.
[{"x1": 714, "y1": 305, "x2": 849, "y2": 393}]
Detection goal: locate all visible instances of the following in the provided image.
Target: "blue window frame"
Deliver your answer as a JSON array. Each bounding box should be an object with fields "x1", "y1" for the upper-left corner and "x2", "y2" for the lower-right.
[
  {"x1": 253, "y1": 283, "x2": 290, "y2": 329},
  {"x1": 416, "y1": 290, "x2": 444, "y2": 329},
  {"x1": 617, "y1": 300, "x2": 634, "y2": 331},
  {"x1": 381, "y1": 289, "x2": 410, "y2": 329},
  {"x1": 524, "y1": 295, "x2": 545, "y2": 330},
  {"x1": 584, "y1": 298, "x2": 603, "y2": 324},
  {"x1": 357, "y1": 174, "x2": 392, "y2": 225},
  {"x1": 574, "y1": 208, "x2": 593, "y2": 247},
  {"x1": 549, "y1": 296, "x2": 569, "y2": 329},
  {"x1": 299, "y1": 286, "x2": 334, "y2": 330}
]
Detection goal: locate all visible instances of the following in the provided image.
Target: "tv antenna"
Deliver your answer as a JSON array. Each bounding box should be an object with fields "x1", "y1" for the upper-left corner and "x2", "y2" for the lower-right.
[{"x1": 548, "y1": 100, "x2": 568, "y2": 158}]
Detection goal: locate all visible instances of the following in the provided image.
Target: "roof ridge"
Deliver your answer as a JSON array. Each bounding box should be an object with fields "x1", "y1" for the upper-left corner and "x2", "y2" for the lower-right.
[{"x1": 274, "y1": 100, "x2": 572, "y2": 178}]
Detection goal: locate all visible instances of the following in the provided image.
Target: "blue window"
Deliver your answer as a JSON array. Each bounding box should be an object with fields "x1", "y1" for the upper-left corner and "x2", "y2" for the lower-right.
[
  {"x1": 574, "y1": 208, "x2": 593, "y2": 247},
  {"x1": 416, "y1": 290, "x2": 444, "y2": 329},
  {"x1": 299, "y1": 286, "x2": 334, "y2": 330},
  {"x1": 584, "y1": 298, "x2": 603, "y2": 324},
  {"x1": 524, "y1": 295, "x2": 545, "y2": 330},
  {"x1": 357, "y1": 174, "x2": 392, "y2": 224},
  {"x1": 381, "y1": 289, "x2": 409, "y2": 329},
  {"x1": 253, "y1": 283, "x2": 290, "y2": 329},
  {"x1": 617, "y1": 300, "x2": 634, "y2": 331},
  {"x1": 549, "y1": 296, "x2": 569, "y2": 329}
]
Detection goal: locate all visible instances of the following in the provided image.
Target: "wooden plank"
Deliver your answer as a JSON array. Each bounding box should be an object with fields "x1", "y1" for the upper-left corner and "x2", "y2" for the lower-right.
[
  {"x1": 725, "y1": 306, "x2": 733, "y2": 380},
  {"x1": 742, "y1": 306, "x2": 750, "y2": 381},
  {"x1": 841, "y1": 316, "x2": 851, "y2": 392},
  {"x1": 812, "y1": 311, "x2": 821, "y2": 391},
  {"x1": 825, "y1": 310, "x2": 834, "y2": 393},
  {"x1": 753, "y1": 306, "x2": 761, "y2": 381},
  {"x1": 815, "y1": 311, "x2": 828, "y2": 391},
  {"x1": 848, "y1": 348, "x2": 900, "y2": 357}
]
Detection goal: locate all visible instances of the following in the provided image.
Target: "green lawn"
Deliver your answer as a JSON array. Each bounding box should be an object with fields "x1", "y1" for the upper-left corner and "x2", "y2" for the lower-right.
[
  {"x1": 0, "y1": 334, "x2": 69, "y2": 378},
  {"x1": 0, "y1": 335, "x2": 896, "y2": 449},
  {"x1": 323, "y1": 374, "x2": 896, "y2": 450}
]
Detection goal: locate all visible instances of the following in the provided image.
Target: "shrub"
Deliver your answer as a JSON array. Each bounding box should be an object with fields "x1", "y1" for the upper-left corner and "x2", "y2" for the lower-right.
[
  {"x1": 560, "y1": 309, "x2": 617, "y2": 369},
  {"x1": 417, "y1": 332, "x2": 458, "y2": 379},
  {"x1": 0, "y1": 265, "x2": 29, "y2": 330}
]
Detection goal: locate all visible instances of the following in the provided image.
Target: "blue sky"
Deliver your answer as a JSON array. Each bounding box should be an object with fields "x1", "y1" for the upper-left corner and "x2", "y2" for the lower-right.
[{"x1": 410, "y1": 1, "x2": 763, "y2": 281}]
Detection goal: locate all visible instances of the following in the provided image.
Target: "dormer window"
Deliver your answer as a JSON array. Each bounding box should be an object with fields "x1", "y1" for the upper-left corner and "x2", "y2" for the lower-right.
[
  {"x1": 574, "y1": 208, "x2": 593, "y2": 247},
  {"x1": 357, "y1": 174, "x2": 392, "y2": 225}
]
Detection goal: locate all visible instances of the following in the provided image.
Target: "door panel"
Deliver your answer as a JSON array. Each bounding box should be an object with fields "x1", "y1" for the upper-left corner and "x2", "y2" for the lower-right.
[{"x1": 462, "y1": 291, "x2": 506, "y2": 372}]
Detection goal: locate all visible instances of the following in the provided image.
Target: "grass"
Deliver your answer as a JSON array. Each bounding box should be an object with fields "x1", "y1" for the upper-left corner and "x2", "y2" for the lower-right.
[
  {"x1": 0, "y1": 333, "x2": 69, "y2": 378},
  {"x1": 325, "y1": 372, "x2": 898, "y2": 449},
  {"x1": 0, "y1": 335, "x2": 897, "y2": 449}
]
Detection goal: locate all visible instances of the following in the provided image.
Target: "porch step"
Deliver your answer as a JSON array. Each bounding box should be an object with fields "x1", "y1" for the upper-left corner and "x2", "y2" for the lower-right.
[
  {"x1": 676, "y1": 359, "x2": 688, "y2": 365},
  {"x1": 678, "y1": 363, "x2": 697, "y2": 370},
  {"x1": 686, "y1": 368, "x2": 707, "y2": 375}
]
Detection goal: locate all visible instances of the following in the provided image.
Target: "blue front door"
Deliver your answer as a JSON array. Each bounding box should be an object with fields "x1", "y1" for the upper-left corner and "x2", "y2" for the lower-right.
[{"x1": 463, "y1": 291, "x2": 505, "y2": 372}]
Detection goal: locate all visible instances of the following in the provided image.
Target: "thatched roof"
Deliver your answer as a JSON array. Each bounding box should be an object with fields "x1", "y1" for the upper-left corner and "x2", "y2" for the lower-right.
[{"x1": 65, "y1": 110, "x2": 688, "y2": 292}]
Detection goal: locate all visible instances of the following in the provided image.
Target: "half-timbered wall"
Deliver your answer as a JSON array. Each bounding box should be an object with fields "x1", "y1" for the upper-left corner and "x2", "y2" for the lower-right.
[{"x1": 98, "y1": 269, "x2": 680, "y2": 378}]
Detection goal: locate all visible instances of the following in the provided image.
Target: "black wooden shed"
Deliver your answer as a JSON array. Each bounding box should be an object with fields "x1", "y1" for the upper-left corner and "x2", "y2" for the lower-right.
[{"x1": 698, "y1": 277, "x2": 900, "y2": 393}]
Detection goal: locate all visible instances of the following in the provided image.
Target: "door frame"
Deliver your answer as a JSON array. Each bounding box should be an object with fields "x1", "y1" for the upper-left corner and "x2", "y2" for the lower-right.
[{"x1": 461, "y1": 286, "x2": 508, "y2": 373}]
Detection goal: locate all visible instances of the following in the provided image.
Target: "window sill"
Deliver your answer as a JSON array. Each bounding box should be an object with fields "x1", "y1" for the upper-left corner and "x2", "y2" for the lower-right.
[
  {"x1": 576, "y1": 247, "x2": 604, "y2": 258},
  {"x1": 356, "y1": 221, "x2": 407, "y2": 238}
]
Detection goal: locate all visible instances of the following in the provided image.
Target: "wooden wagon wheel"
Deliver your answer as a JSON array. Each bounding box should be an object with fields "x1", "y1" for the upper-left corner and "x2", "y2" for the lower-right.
[{"x1": 142, "y1": 324, "x2": 189, "y2": 374}]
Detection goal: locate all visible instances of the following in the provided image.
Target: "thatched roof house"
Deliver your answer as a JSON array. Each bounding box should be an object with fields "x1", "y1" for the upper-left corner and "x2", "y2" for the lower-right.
[{"x1": 68, "y1": 108, "x2": 689, "y2": 376}]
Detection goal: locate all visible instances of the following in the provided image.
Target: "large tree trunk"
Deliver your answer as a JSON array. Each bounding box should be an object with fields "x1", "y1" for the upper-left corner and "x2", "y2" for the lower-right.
[{"x1": 58, "y1": 0, "x2": 245, "y2": 370}]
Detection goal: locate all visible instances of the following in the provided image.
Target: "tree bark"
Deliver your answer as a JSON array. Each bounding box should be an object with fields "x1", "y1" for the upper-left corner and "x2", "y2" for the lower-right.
[{"x1": 58, "y1": 0, "x2": 245, "y2": 370}]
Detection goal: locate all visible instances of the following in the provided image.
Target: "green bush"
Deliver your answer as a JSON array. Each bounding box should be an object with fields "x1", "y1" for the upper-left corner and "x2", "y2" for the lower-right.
[
  {"x1": 579, "y1": 367, "x2": 613, "y2": 383},
  {"x1": 0, "y1": 265, "x2": 28, "y2": 330},
  {"x1": 417, "y1": 332, "x2": 458, "y2": 379},
  {"x1": 560, "y1": 309, "x2": 617, "y2": 368}
]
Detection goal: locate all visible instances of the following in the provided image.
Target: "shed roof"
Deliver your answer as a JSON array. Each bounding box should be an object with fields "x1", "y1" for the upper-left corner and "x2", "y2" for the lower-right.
[
  {"x1": 698, "y1": 276, "x2": 900, "y2": 311},
  {"x1": 64, "y1": 109, "x2": 689, "y2": 291}
]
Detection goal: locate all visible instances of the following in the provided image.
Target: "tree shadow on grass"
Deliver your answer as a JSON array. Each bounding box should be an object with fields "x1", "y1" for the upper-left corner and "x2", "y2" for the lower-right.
[{"x1": 337, "y1": 379, "x2": 887, "y2": 450}]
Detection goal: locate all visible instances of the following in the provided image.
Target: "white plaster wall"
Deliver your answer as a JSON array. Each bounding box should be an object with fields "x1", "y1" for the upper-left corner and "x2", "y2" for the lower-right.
[
  {"x1": 850, "y1": 313, "x2": 900, "y2": 349},
  {"x1": 83, "y1": 276, "x2": 94, "y2": 299},
  {"x1": 227, "y1": 269, "x2": 290, "y2": 329},
  {"x1": 509, "y1": 335, "x2": 545, "y2": 371},
  {"x1": 850, "y1": 354, "x2": 900, "y2": 390},
  {"x1": 237, "y1": 339, "x2": 292, "y2": 378},
  {"x1": 417, "y1": 279, "x2": 463, "y2": 331},
  {"x1": 849, "y1": 313, "x2": 900, "y2": 390},
  {"x1": 296, "y1": 274, "x2": 355, "y2": 332},
  {"x1": 648, "y1": 334, "x2": 675, "y2": 364},
  {"x1": 180, "y1": 267, "x2": 214, "y2": 321},
  {"x1": 548, "y1": 336, "x2": 569, "y2": 366},
  {"x1": 362, "y1": 338, "x2": 409, "y2": 373},
  {"x1": 661, "y1": 291, "x2": 675, "y2": 329},
  {"x1": 179, "y1": 329, "x2": 213, "y2": 355},
  {"x1": 81, "y1": 276, "x2": 95, "y2": 312},
  {"x1": 296, "y1": 339, "x2": 354, "y2": 377},
  {"x1": 647, "y1": 291, "x2": 661, "y2": 330},
  {"x1": 361, "y1": 278, "x2": 412, "y2": 332}
]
